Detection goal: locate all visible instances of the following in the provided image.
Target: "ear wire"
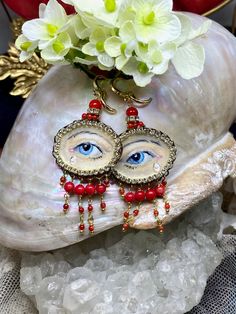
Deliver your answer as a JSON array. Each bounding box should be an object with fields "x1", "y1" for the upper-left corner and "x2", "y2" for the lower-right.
[{"x1": 111, "y1": 77, "x2": 152, "y2": 106}]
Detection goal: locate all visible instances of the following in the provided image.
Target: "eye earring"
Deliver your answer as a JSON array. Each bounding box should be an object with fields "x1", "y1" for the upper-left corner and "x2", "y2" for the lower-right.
[
  {"x1": 53, "y1": 77, "x2": 122, "y2": 235},
  {"x1": 111, "y1": 78, "x2": 177, "y2": 234}
]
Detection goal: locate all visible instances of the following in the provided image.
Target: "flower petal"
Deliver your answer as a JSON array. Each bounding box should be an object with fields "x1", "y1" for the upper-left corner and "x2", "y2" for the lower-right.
[
  {"x1": 41, "y1": 45, "x2": 69, "y2": 62},
  {"x1": 152, "y1": 60, "x2": 169, "y2": 75},
  {"x1": 119, "y1": 21, "x2": 136, "y2": 42},
  {"x1": 22, "y1": 19, "x2": 49, "y2": 41},
  {"x1": 98, "y1": 53, "x2": 114, "y2": 67},
  {"x1": 174, "y1": 13, "x2": 192, "y2": 46},
  {"x1": 133, "y1": 71, "x2": 153, "y2": 87},
  {"x1": 39, "y1": 3, "x2": 47, "y2": 18},
  {"x1": 116, "y1": 54, "x2": 129, "y2": 69},
  {"x1": 66, "y1": 0, "x2": 123, "y2": 27},
  {"x1": 172, "y1": 42, "x2": 205, "y2": 79},
  {"x1": 154, "y1": 0, "x2": 173, "y2": 13},
  {"x1": 188, "y1": 20, "x2": 212, "y2": 41},
  {"x1": 44, "y1": 0, "x2": 68, "y2": 26},
  {"x1": 90, "y1": 28, "x2": 108, "y2": 43},
  {"x1": 19, "y1": 51, "x2": 34, "y2": 62},
  {"x1": 135, "y1": 14, "x2": 181, "y2": 43},
  {"x1": 104, "y1": 36, "x2": 122, "y2": 57},
  {"x1": 153, "y1": 14, "x2": 181, "y2": 42},
  {"x1": 71, "y1": 15, "x2": 91, "y2": 39},
  {"x1": 82, "y1": 43, "x2": 98, "y2": 56}
]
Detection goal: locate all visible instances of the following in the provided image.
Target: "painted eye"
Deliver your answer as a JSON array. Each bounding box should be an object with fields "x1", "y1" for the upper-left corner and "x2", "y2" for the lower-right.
[
  {"x1": 126, "y1": 151, "x2": 154, "y2": 165},
  {"x1": 74, "y1": 142, "x2": 103, "y2": 158}
]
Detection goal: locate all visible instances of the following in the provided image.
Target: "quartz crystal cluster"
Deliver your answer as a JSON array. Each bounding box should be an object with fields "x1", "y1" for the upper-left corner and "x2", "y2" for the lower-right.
[{"x1": 20, "y1": 194, "x2": 223, "y2": 314}]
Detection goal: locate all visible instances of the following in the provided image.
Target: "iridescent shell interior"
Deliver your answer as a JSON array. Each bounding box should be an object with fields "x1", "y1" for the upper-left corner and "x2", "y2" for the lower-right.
[{"x1": 0, "y1": 14, "x2": 235, "y2": 251}]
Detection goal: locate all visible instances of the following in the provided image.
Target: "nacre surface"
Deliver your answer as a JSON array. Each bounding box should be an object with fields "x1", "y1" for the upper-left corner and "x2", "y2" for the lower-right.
[{"x1": 0, "y1": 14, "x2": 236, "y2": 251}]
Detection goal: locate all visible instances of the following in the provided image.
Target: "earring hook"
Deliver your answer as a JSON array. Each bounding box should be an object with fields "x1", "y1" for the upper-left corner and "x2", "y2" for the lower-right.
[
  {"x1": 93, "y1": 76, "x2": 117, "y2": 114},
  {"x1": 111, "y1": 77, "x2": 152, "y2": 106}
]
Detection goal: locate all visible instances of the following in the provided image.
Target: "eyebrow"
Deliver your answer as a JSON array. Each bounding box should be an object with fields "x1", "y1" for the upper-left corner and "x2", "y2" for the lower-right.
[
  {"x1": 123, "y1": 139, "x2": 161, "y2": 148},
  {"x1": 68, "y1": 131, "x2": 104, "y2": 140}
]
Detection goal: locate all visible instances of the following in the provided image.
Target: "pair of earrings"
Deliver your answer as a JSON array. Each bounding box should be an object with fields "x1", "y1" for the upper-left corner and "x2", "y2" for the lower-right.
[{"x1": 53, "y1": 77, "x2": 176, "y2": 235}]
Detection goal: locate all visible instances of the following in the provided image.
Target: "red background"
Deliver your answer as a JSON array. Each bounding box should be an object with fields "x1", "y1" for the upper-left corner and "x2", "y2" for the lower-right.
[{"x1": 3, "y1": 0, "x2": 227, "y2": 20}]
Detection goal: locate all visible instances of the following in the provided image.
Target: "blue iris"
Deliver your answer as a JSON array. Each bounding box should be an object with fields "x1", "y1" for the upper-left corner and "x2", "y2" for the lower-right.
[
  {"x1": 74, "y1": 142, "x2": 102, "y2": 157},
  {"x1": 126, "y1": 151, "x2": 154, "y2": 165},
  {"x1": 127, "y1": 152, "x2": 145, "y2": 165},
  {"x1": 78, "y1": 143, "x2": 93, "y2": 155}
]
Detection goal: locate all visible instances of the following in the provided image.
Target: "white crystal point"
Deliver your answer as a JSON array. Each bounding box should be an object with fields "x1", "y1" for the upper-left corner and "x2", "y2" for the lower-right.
[{"x1": 0, "y1": 14, "x2": 236, "y2": 251}]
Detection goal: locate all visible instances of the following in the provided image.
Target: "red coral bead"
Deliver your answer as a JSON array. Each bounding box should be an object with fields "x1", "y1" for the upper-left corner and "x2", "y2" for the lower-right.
[
  {"x1": 126, "y1": 107, "x2": 138, "y2": 116},
  {"x1": 88, "y1": 204, "x2": 93, "y2": 212},
  {"x1": 85, "y1": 184, "x2": 96, "y2": 195},
  {"x1": 82, "y1": 113, "x2": 87, "y2": 120},
  {"x1": 154, "y1": 209, "x2": 159, "y2": 217},
  {"x1": 156, "y1": 185, "x2": 165, "y2": 197},
  {"x1": 92, "y1": 114, "x2": 99, "y2": 121},
  {"x1": 138, "y1": 121, "x2": 145, "y2": 128},
  {"x1": 128, "y1": 123, "x2": 134, "y2": 129},
  {"x1": 79, "y1": 206, "x2": 84, "y2": 214},
  {"x1": 146, "y1": 189, "x2": 156, "y2": 201},
  {"x1": 124, "y1": 211, "x2": 129, "y2": 219},
  {"x1": 124, "y1": 192, "x2": 135, "y2": 203},
  {"x1": 87, "y1": 113, "x2": 93, "y2": 120},
  {"x1": 64, "y1": 182, "x2": 75, "y2": 193},
  {"x1": 79, "y1": 224, "x2": 85, "y2": 231},
  {"x1": 122, "y1": 223, "x2": 129, "y2": 231},
  {"x1": 100, "y1": 202, "x2": 106, "y2": 209},
  {"x1": 96, "y1": 184, "x2": 106, "y2": 194},
  {"x1": 133, "y1": 209, "x2": 139, "y2": 216},
  {"x1": 74, "y1": 184, "x2": 85, "y2": 195},
  {"x1": 89, "y1": 225, "x2": 94, "y2": 232},
  {"x1": 135, "y1": 190, "x2": 145, "y2": 202},
  {"x1": 60, "y1": 176, "x2": 66, "y2": 183},
  {"x1": 89, "y1": 99, "x2": 102, "y2": 110},
  {"x1": 165, "y1": 203, "x2": 170, "y2": 210},
  {"x1": 63, "y1": 204, "x2": 69, "y2": 210},
  {"x1": 159, "y1": 225, "x2": 164, "y2": 233}
]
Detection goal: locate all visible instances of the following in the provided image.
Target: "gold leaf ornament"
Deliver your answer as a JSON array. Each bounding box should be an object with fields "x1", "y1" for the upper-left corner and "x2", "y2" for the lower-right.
[{"x1": 0, "y1": 18, "x2": 50, "y2": 99}]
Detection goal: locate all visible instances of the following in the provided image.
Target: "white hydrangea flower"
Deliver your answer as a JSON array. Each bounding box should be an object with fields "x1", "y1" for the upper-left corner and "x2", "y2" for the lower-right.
[
  {"x1": 70, "y1": 15, "x2": 91, "y2": 40},
  {"x1": 15, "y1": 35, "x2": 38, "y2": 62},
  {"x1": 22, "y1": 0, "x2": 70, "y2": 50},
  {"x1": 82, "y1": 28, "x2": 114, "y2": 68},
  {"x1": 104, "y1": 21, "x2": 137, "y2": 70},
  {"x1": 40, "y1": 32, "x2": 73, "y2": 64},
  {"x1": 118, "y1": 0, "x2": 181, "y2": 44},
  {"x1": 122, "y1": 57, "x2": 154, "y2": 87},
  {"x1": 171, "y1": 14, "x2": 212, "y2": 79},
  {"x1": 136, "y1": 41, "x2": 176, "y2": 75},
  {"x1": 16, "y1": 0, "x2": 211, "y2": 86},
  {"x1": 62, "y1": 0, "x2": 125, "y2": 27}
]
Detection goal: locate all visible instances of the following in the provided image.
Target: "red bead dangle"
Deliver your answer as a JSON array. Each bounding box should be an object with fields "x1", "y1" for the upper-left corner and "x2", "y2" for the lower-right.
[
  {"x1": 112, "y1": 98, "x2": 175, "y2": 234},
  {"x1": 53, "y1": 85, "x2": 122, "y2": 235}
]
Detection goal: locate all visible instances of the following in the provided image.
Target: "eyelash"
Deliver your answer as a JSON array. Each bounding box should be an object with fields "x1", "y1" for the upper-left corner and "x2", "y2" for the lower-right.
[
  {"x1": 124, "y1": 164, "x2": 137, "y2": 170},
  {"x1": 91, "y1": 156, "x2": 103, "y2": 160}
]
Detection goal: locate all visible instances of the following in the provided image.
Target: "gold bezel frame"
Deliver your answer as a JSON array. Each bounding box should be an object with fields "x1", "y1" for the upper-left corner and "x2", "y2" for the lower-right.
[
  {"x1": 112, "y1": 127, "x2": 177, "y2": 185},
  {"x1": 53, "y1": 120, "x2": 122, "y2": 177}
]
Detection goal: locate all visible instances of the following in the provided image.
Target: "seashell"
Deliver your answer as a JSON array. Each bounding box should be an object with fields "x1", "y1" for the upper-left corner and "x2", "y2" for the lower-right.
[{"x1": 0, "y1": 14, "x2": 236, "y2": 251}]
